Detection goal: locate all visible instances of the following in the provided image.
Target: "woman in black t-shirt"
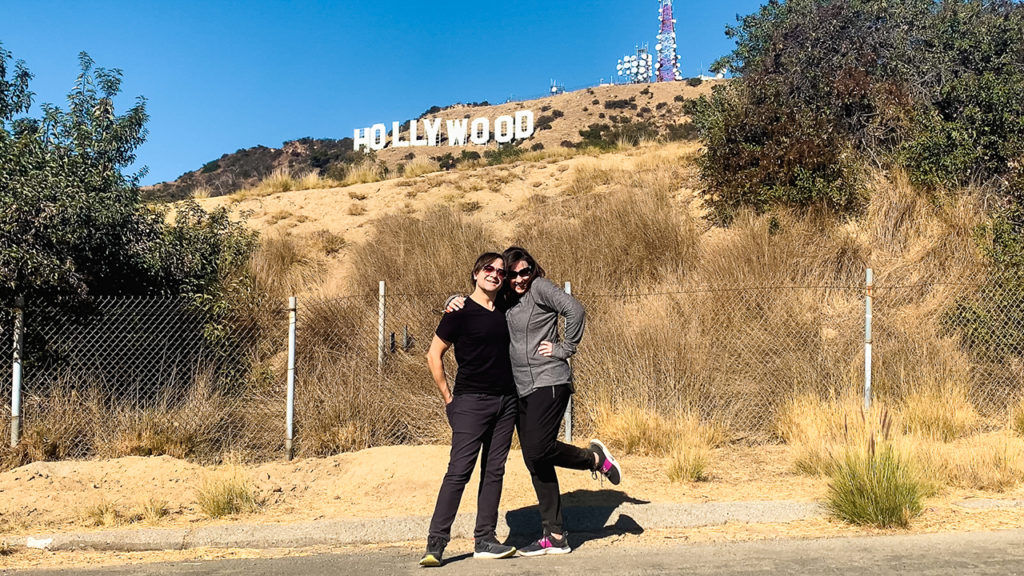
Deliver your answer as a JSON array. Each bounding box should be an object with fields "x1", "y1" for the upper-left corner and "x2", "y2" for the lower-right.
[{"x1": 419, "y1": 253, "x2": 519, "y2": 567}]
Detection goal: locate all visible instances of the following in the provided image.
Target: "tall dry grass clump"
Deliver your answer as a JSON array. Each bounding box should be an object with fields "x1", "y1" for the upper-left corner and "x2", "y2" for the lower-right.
[
  {"x1": 402, "y1": 158, "x2": 437, "y2": 178},
  {"x1": 196, "y1": 471, "x2": 261, "y2": 518},
  {"x1": 341, "y1": 163, "x2": 385, "y2": 186},
  {"x1": 349, "y1": 205, "x2": 500, "y2": 296},
  {"x1": 234, "y1": 169, "x2": 341, "y2": 200},
  {"x1": 517, "y1": 185, "x2": 699, "y2": 291},
  {"x1": 593, "y1": 402, "x2": 727, "y2": 482},
  {"x1": 247, "y1": 233, "x2": 327, "y2": 300},
  {"x1": 776, "y1": 391, "x2": 890, "y2": 476},
  {"x1": 899, "y1": 382, "x2": 979, "y2": 441}
]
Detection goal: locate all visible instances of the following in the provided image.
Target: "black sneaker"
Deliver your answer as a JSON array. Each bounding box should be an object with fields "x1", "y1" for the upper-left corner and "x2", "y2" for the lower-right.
[
  {"x1": 473, "y1": 537, "x2": 516, "y2": 559},
  {"x1": 518, "y1": 533, "x2": 571, "y2": 556},
  {"x1": 419, "y1": 536, "x2": 446, "y2": 567},
  {"x1": 590, "y1": 439, "x2": 622, "y2": 485}
]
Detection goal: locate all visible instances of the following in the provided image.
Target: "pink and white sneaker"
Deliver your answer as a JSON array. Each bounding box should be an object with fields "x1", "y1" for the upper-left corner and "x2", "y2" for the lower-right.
[
  {"x1": 590, "y1": 439, "x2": 622, "y2": 485},
  {"x1": 518, "y1": 534, "x2": 571, "y2": 556}
]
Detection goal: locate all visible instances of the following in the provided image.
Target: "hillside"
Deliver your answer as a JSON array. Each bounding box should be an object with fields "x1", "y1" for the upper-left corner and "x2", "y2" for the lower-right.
[{"x1": 149, "y1": 80, "x2": 719, "y2": 201}]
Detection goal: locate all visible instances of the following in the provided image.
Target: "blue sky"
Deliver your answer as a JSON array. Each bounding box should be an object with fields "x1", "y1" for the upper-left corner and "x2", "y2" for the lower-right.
[{"x1": 1, "y1": 1, "x2": 763, "y2": 185}]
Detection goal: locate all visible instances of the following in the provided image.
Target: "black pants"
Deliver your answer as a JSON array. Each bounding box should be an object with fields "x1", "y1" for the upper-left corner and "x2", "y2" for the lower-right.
[
  {"x1": 517, "y1": 385, "x2": 594, "y2": 536},
  {"x1": 428, "y1": 393, "x2": 518, "y2": 542}
]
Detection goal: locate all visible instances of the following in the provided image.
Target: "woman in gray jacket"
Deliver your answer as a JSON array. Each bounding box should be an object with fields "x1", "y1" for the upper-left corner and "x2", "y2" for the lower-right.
[{"x1": 449, "y1": 246, "x2": 622, "y2": 556}]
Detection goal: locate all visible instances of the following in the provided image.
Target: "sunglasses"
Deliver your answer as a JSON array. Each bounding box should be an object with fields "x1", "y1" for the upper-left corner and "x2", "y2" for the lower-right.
[
  {"x1": 508, "y1": 267, "x2": 534, "y2": 279},
  {"x1": 481, "y1": 264, "x2": 506, "y2": 279}
]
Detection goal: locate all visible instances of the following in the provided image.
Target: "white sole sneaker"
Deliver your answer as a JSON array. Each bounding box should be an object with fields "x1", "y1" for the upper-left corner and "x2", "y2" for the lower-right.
[
  {"x1": 590, "y1": 438, "x2": 622, "y2": 485},
  {"x1": 473, "y1": 548, "x2": 516, "y2": 559},
  {"x1": 518, "y1": 544, "x2": 572, "y2": 557}
]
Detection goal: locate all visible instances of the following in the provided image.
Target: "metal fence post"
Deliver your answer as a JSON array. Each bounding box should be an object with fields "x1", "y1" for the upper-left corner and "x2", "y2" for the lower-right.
[
  {"x1": 564, "y1": 282, "x2": 573, "y2": 443},
  {"x1": 864, "y1": 268, "x2": 873, "y2": 411},
  {"x1": 378, "y1": 281, "x2": 386, "y2": 374},
  {"x1": 10, "y1": 296, "x2": 24, "y2": 447},
  {"x1": 285, "y1": 296, "x2": 297, "y2": 460}
]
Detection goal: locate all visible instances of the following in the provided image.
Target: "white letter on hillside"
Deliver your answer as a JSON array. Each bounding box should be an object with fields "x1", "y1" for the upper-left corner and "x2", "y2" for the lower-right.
[
  {"x1": 494, "y1": 115, "x2": 515, "y2": 144},
  {"x1": 354, "y1": 127, "x2": 372, "y2": 151},
  {"x1": 392, "y1": 121, "x2": 409, "y2": 148},
  {"x1": 410, "y1": 119, "x2": 428, "y2": 146},
  {"x1": 423, "y1": 118, "x2": 442, "y2": 146},
  {"x1": 370, "y1": 124, "x2": 387, "y2": 151},
  {"x1": 446, "y1": 118, "x2": 469, "y2": 146},
  {"x1": 515, "y1": 110, "x2": 535, "y2": 139},
  {"x1": 470, "y1": 118, "x2": 490, "y2": 145}
]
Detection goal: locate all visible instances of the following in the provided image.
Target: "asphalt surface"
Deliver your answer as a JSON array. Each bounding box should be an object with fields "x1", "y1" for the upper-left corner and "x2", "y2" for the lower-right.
[{"x1": 11, "y1": 529, "x2": 1024, "y2": 575}]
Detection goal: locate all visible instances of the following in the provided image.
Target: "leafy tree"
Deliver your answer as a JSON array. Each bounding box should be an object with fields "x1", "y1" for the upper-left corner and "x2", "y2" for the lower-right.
[
  {"x1": 692, "y1": 0, "x2": 1024, "y2": 223},
  {"x1": 0, "y1": 46, "x2": 255, "y2": 305}
]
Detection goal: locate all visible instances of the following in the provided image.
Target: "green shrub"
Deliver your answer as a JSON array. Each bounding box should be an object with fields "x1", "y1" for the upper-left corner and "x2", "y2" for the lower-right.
[
  {"x1": 604, "y1": 99, "x2": 631, "y2": 110},
  {"x1": 686, "y1": 77, "x2": 703, "y2": 87},
  {"x1": 200, "y1": 160, "x2": 220, "y2": 174},
  {"x1": 692, "y1": 0, "x2": 1024, "y2": 222},
  {"x1": 484, "y1": 143, "x2": 523, "y2": 165},
  {"x1": 826, "y1": 441, "x2": 924, "y2": 528},
  {"x1": 434, "y1": 152, "x2": 456, "y2": 171}
]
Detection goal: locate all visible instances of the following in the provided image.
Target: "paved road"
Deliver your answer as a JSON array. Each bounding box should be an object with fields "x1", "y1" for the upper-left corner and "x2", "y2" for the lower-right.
[{"x1": 11, "y1": 529, "x2": 1024, "y2": 575}]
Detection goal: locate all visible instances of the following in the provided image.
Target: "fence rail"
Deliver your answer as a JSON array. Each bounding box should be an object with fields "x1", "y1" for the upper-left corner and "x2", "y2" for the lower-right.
[{"x1": 4, "y1": 269, "x2": 1024, "y2": 466}]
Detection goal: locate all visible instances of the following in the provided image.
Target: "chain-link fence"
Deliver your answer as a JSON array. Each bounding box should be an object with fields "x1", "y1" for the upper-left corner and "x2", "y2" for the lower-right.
[
  {"x1": 4, "y1": 297, "x2": 285, "y2": 464},
  {"x1": 4, "y1": 272, "x2": 1024, "y2": 467}
]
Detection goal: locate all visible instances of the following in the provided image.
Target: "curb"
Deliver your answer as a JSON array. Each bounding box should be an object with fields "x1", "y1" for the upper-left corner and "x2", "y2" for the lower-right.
[{"x1": 25, "y1": 500, "x2": 822, "y2": 552}]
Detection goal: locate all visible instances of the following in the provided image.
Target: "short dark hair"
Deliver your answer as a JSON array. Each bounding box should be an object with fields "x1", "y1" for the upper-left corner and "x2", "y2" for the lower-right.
[
  {"x1": 502, "y1": 246, "x2": 545, "y2": 281},
  {"x1": 471, "y1": 252, "x2": 505, "y2": 288}
]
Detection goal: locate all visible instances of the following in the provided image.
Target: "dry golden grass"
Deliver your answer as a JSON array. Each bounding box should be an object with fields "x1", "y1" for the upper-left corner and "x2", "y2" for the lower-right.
[
  {"x1": 12, "y1": 134, "x2": 1016, "y2": 474},
  {"x1": 190, "y1": 185, "x2": 213, "y2": 199},
  {"x1": 228, "y1": 169, "x2": 341, "y2": 201},
  {"x1": 777, "y1": 391, "x2": 1023, "y2": 493},
  {"x1": 82, "y1": 500, "x2": 133, "y2": 527},
  {"x1": 1011, "y1": 397, "x2": 1024, "y2": 437},
  {"x1": 139, "y1": 498, "x2": 169, "y2": 522},
  {"x1": 341, "y1": 163, "x2": 385, "y2": 186},
  {"x1": 402, "y1": 159, "x2": 437, "y2": 178},
  {"x1": 594, "y1": 403, "x2": 727, "y2": 456},
  {"x1": 196, "y1": 470, "x2": 261, "y2": 518},
  {"x1": 900, "y1": 383, "x2": 979, "y2": 441},
  {"x1": 247, "y1": 233, "x2": 327, "y2": 299}
]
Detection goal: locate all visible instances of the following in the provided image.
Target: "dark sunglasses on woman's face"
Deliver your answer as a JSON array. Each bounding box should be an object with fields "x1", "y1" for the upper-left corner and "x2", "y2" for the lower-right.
[
  {"x1": 481, "y1": 265, "x2": 506, "y2": 278},
  {"x1": 508, "y1": 267, "x2": 533, "y2": 279}
]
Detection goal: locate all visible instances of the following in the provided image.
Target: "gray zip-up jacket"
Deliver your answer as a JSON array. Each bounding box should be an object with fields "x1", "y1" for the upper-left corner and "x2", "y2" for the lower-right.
[{"x1": 507, "y1": 277, "x2": 585, "y2": 397}]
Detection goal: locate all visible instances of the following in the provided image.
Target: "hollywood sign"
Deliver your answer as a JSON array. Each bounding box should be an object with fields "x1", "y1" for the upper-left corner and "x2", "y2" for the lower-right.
[{"x1": 353, "y1": 110, "x2": 535, "y2": 151}]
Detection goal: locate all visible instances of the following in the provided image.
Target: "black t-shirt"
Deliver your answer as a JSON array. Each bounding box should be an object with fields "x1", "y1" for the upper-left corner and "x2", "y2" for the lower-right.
[{"x1": 435, "y1": 298, "x2": 515, "y2": 396}]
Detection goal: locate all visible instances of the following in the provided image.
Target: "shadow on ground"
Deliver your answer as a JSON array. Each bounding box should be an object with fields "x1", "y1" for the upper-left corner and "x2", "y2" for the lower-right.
[{"x1": 504, "y1": 489, "x2": 649, "y2": 550}]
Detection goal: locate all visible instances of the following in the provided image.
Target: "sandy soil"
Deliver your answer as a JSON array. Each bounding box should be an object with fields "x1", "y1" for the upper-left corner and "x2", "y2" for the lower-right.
[
  {"x1": 2, "y1": 443, "x2": 1024, "y2": 570},
  {"x1": 2, "y1": 443, "x2": 1023, "y2": 536}
]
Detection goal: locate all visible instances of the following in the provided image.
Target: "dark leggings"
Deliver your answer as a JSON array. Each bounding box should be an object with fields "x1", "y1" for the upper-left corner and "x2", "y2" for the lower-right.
[{"x1": 517, "y1": 385, "x2": 594, "y2": 536}]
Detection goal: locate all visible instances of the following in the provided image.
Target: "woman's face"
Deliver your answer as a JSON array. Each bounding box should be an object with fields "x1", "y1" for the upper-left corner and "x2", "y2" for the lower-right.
[
  {"x1": 474, "y1": 257, "x2": 505, "y2": 292},
  {"x1": 510, "y1": 260, "x2": 533, "y2": 295}
]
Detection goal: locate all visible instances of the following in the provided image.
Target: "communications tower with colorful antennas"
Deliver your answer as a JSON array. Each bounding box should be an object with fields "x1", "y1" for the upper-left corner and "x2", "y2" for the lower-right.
[{"x1": 655, "y1": 0, "x2": 682, "y2": 82}]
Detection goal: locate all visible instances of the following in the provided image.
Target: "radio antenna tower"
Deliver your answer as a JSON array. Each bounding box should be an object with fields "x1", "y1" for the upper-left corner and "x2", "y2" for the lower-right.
[{"x1": 655, "y1": 0, "x2": 682, "y2": 82}]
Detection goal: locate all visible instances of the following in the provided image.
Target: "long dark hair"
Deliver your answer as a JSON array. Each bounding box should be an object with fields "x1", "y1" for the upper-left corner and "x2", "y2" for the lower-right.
[
  {"x1": 470, "y1": 252, "x2": 505, "y2": 289},
  {"x1": 502, "y1": 246, "x2": 544, "y2": 301}
]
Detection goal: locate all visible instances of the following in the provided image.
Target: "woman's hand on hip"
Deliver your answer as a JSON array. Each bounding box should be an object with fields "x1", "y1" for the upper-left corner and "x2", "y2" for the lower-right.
[{"x1": 537, "y1": 341, "x2": 554, "y2": 357}]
